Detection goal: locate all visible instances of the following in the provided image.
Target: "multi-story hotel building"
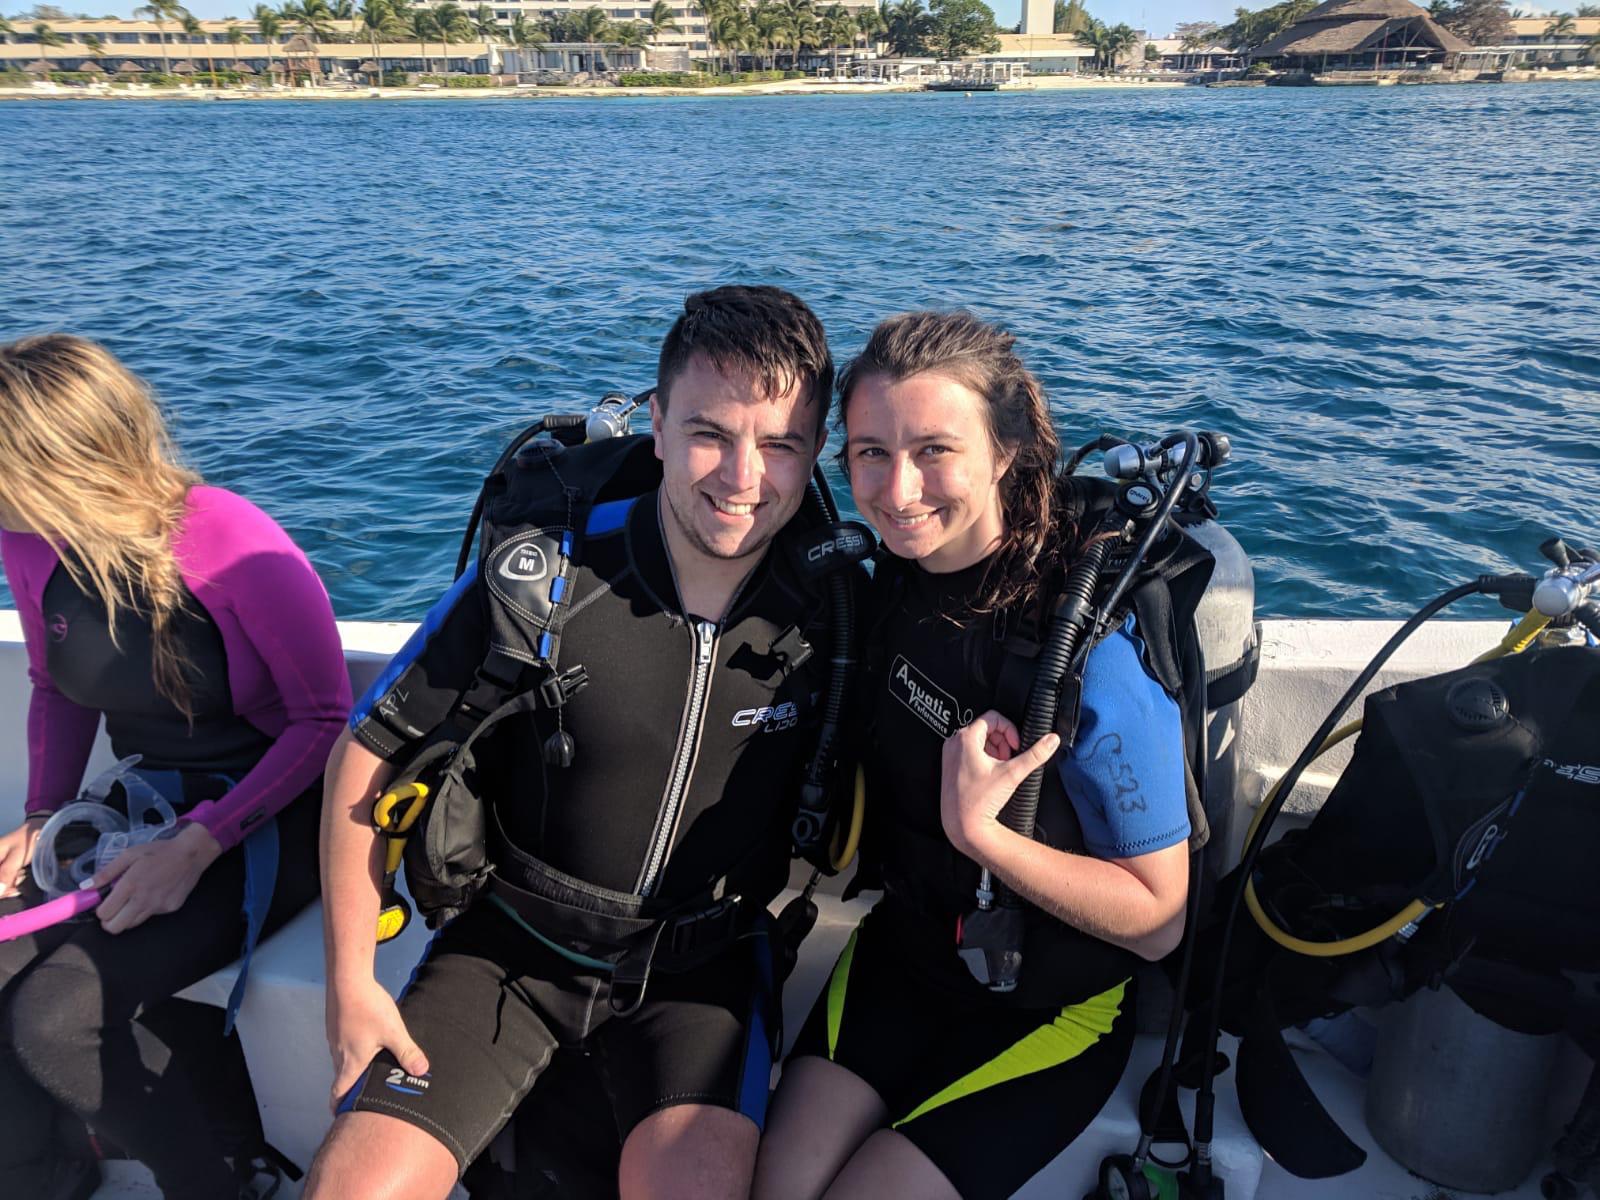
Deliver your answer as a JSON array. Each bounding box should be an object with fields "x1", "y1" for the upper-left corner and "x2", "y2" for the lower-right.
[{"x1": 1, "y1": 1, "x2": 886, "y2": 78}]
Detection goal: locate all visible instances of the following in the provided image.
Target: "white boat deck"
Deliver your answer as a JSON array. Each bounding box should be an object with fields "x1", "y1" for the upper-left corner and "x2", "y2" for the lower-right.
[{"x1": 0, "y1": 613, "x2": 1588, "y2": 1199}]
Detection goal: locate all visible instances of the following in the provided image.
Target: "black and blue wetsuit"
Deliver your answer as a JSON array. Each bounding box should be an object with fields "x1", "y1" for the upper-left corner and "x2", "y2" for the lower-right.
[
  {"x1": 342, "y1": 489, "x2": 839, "y2": 1172},
  {"x1": 789, "y1": 552, "x2": 1189, "y2": 1200}
]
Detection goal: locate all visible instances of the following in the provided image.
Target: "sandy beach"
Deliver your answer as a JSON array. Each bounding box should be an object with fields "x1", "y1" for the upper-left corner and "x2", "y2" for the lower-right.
[
  {"x1": 3, "y1": 66, "x2": 1592, "y2": 101},
  {"x1": 0, "y1": 74, "x2": 1198, "y2": 101}
]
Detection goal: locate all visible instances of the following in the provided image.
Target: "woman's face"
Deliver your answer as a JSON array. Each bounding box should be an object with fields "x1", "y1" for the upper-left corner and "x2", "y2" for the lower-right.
[{"x1": 844, "y1": 370, "x2": 1012, "y2": 573}]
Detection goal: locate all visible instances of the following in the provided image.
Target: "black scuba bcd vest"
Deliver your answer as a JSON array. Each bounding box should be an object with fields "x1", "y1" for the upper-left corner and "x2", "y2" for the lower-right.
[
  {"x1": 850, "y1": 476, "x2": 1224, "y2": 1005},
  {"x1": 385, "y1": 431, "x2": 870, "y2": 1007}
]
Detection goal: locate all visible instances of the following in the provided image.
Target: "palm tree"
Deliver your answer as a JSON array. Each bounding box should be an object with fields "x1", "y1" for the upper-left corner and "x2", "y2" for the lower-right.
[
  {"x1": 751, "y1": 0, "x2": 781, "y2": 68},
  {"x1": 432, "y1": 1, "x2": 472, "y2": 71},
  {"x1": 133, "y1": 0, "x2": 182, "y2": 75},
  {"x1": 853, "y1": 5, "x2": 884, "y2": 58},
  {"x1": 506, "y1": 12, "x2": 545, "y2": 72},
  {"x1": 407, "y1": 5, "x2": 436, "y2": 73},
  {"x1": 781, "y1": 0, "x2": 816, "y2": 68},
  {"x1": 225, "y1": 20, "x2": 248, "y2": 76},
  {"x1": 644, "y1": 0, "x2": 679, "y2": 42},
  {"x1": 1107, "y1": 22, "x2": 1139, "y2": 70},
  {"x1": 1543, "y1": 11, "x2": 1577, "y2": 38},
  {"x1": 179, "y1": 12, "x2": 217, "y2": 86},
  {"x1": 332, "y1": 0, "x2": 355, "y2": 18},
  {"x1": 879, "y1": 0, "x2": 927, "y2": 56},
  {"x1": 251, "y1": 5, "x2": 283, "y2": 80},
  {"x1": 1074, "y1": 18, "x2": 1112, "y2": 71},
  {"x1": 694, "y1": 0, "x2": 725, "y2": 72},
  {"x1": 568, "y1": 6, "x2": 609, "y2": 73},
  {"x1": 358, "y1": 0, "x2": 398, "y2": 82},
  {"x1": 286, "y1": 0, "x2": 338, "y2": 42},
  {"x1": 821, "y1": 4, "x2": 853, "y2": 75},
  {"x1": 468, "y1": 2, "x2": 499, "y2": 69},
  {"x1": 0, "y1": 16, "x2": 13, "y2": 38},
  {"x1": 32, "y1": 22, "x2": 63, "y2": 73}
]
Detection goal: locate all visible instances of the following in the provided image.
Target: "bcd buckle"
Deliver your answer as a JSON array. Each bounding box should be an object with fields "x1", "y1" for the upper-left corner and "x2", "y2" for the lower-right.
[
  {"x1": 668, "y1": 895, "x2": 743, "y2": 958},
  {"x1": 539, "y1": 665, "x2": 589, "y2": 709}
]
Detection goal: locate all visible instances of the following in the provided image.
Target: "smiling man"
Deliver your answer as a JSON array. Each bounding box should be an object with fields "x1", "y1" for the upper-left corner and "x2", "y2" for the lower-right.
[{"x1": 304, "y1": 287, "x2": 844, "y2": 1200}]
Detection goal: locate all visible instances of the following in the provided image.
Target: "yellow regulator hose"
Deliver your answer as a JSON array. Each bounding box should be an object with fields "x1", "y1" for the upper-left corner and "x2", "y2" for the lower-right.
[{"x1": 828, "y1": 765, "x2": 867, "y2": 873}]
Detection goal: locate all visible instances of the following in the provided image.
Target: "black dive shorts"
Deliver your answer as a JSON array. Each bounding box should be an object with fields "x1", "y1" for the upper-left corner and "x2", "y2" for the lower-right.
[
  {"x1": 341, "y1": 898, "x2": 777, "y2": 1174},
  {"x1": 789, "y1": 901, "x2": 1136, "y2": 1200}
]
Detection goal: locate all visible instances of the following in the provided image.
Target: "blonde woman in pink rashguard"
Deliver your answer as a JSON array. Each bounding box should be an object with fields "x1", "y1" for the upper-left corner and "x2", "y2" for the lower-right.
[{"x1": 0, "y1": 335, "x2": 350, "y2": 1200}]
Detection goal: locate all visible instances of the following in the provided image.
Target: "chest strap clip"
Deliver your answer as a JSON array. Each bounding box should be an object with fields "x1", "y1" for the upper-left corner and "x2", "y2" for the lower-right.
[{"x1": 539, "y1": 664, "x2": 590, "y2": 710}]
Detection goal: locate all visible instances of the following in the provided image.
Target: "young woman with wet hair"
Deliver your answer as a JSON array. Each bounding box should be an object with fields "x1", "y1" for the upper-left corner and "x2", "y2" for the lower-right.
[
  {"x1": 0, "y1": 334, "x2": 349, "y2": 1199},
  {"x1": 754, "y1": 312, "x2": 1191, "y2": 1200}
]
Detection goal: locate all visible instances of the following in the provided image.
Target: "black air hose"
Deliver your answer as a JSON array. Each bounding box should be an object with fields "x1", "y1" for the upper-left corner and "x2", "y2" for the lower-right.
[
  {"x1": 998, "y1": 532, "x2": 1114, "y2": 840},
  {"x1": 793, "y1": 476, "x2": 857, "y2": 853},
  {"x1": 454, "y1": 413, "x2": 587, "y2": 579}
]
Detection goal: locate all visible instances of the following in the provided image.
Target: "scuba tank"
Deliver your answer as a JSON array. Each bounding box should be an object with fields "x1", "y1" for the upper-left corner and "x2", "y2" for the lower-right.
[
  {"x1": 1183, "y1": 518, "x2": 1257, "y2": 889},
  {"x1": 959, "y1": 431, "x2": 1256, "y2": 994}
]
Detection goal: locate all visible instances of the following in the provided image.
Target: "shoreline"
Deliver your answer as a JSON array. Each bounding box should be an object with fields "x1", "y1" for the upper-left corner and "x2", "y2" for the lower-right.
[
  {"x1": 0, "y1": 76, "x2": 1211, "y2": 102},
  {"x1": 1, "y1": 68, "x2": 1594, "y2": 101}
]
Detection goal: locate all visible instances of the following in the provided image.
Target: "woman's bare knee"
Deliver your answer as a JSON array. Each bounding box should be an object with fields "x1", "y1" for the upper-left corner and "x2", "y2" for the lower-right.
[
  {"x1": 754, "y1": 1056, "x2": 888, "y2": 1200},
  {"x1": 823, "y1": 1129, "x2": 959, "y2": 1200},
  {"x1": 619, "y1": 1103, "x2": 759, "y2": 1200},
  {"x1": 304, "y1": 1111, "x2": 460, "y2": 1200}
]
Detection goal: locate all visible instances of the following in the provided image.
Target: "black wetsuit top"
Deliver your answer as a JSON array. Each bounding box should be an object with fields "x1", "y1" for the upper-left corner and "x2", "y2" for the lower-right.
[
  {"x1": 42, "y1": 565, "x2": 273, "y2": 788},
  {"x1": 350, "y1": 489, "x2": 836, "y2": 914},
  {"x1": 863, "y1": 553, "x2": 1189, "y2": 1007}
]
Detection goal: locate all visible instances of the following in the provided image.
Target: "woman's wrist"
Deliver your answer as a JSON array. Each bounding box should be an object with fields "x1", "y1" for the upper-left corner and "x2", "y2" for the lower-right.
[
  {"x1": 952, "y1": 814, "x2": 1013, "y2": 868},
  {"x1": 174, "y1": 820, "x2": 224, "y2": 864}
]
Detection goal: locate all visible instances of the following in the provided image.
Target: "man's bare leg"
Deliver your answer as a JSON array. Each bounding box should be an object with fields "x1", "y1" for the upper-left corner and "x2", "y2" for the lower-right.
[{"x1": 303, "y1": 1111, "x2": 460, "y2": 1200}]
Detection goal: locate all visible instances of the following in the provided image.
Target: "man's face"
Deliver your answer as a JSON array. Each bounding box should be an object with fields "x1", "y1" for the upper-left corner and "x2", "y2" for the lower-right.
[{"x1": 652, "y1": 354, "x2": 822, "y2": 568}]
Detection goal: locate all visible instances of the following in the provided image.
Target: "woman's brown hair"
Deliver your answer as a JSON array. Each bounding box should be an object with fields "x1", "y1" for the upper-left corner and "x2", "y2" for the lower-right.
[
  {"x1": 837, "y1": 310, "x2": 1066, "y2": 615},
  {"x1": 0, "y1": 334, "x2": 201, "y2": 715}
]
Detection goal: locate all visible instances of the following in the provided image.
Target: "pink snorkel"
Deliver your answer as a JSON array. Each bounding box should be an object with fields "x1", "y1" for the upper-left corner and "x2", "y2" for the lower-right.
[{"x1": 0, "y1": 887, "x2": 105, "y2": 943}]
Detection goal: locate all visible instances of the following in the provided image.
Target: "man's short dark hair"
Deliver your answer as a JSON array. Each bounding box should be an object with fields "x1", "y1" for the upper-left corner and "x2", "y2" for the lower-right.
[{"x1": 657, "y1": 286, "x2": 833, "y2": 440}]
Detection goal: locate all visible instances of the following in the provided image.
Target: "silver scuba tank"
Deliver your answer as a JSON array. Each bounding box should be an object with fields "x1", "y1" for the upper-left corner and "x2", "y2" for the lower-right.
[{"x1": 1186, "y1": 516, "x2": 1258, "y2": 885}]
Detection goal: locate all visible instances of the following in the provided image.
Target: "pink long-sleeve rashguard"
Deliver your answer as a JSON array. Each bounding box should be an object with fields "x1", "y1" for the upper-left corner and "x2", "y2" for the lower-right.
[{"x1": 2, "y1": 486, "x2": 351, "y2": 852}]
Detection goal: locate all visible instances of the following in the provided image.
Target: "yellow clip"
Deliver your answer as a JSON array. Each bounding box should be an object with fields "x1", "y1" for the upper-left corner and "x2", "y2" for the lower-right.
[{"x1": 374, "y1": 782, "x2": 430, "y2": 875}]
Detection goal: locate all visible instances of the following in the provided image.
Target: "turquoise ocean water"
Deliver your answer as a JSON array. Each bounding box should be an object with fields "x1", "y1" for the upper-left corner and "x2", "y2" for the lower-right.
[{"x1": 1, "y1": 86, "x2": 1596, "y2": 621}]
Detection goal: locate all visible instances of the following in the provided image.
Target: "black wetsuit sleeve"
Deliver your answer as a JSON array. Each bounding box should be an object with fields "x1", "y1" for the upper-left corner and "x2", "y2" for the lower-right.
[{"x1": 349, "y1": 567, "x2": 489, "y2": 762}]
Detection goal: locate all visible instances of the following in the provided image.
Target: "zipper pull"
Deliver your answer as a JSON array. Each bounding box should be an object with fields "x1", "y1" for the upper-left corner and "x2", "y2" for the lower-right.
[{"x1": 697, "y1": 620, "x2": 716, "y2": 665}]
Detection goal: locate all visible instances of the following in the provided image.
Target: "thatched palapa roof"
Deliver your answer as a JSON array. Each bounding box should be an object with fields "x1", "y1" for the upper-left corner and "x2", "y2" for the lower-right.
[
  {"x1": 116, "y1": 59, "x2": 145, "y2": 73},
  {"x1": 233, "y1": 60, "x2": 257, "y2": 73},
  {"x1": 1254, "y1": 0, "x2": 1469, "y2": 56},
  {"x1": 78, "y1": 60, "x2": 105, "y2": 73},
  {"x1": 283, "y1": 34, "x2": 317, "y2": 55},
  {"x1": 357, "y1": 59, "x2": 380, "y2": 72},
  {"x1": 25, "y1": 58, "x2": 53, "y2": 74},
  {"x1": 171, "y1": 59, "x2": 196, "y2": 73}
]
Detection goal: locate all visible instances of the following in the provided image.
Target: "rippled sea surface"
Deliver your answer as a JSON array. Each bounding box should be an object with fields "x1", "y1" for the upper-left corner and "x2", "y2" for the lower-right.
[{"x1": 2, "y1": 86, "x2": 1597, "y2": 620}]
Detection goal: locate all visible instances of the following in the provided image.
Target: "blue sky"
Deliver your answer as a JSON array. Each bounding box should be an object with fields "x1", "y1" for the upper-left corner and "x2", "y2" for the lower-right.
[{"x1": 31, "y1": 0, "x2": 1560, "y2": 38}]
